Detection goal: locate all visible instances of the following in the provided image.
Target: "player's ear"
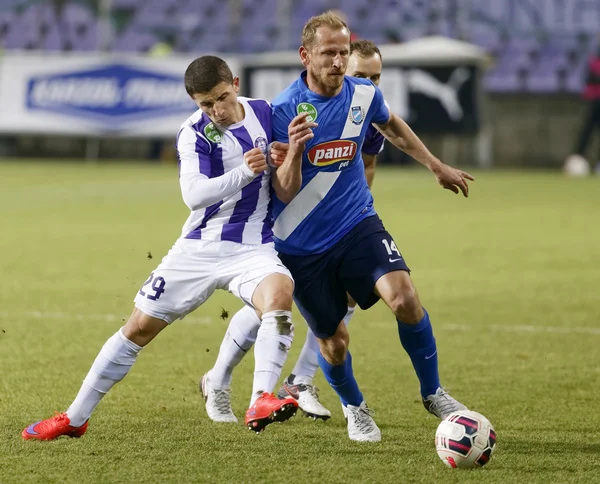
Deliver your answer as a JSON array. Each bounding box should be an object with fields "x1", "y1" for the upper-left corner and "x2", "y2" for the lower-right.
[
  {"x1": 232, "y1": 77, "x2": 240, "y2": 93},
  {"x1": 299, "y1": 46, "x2": 310, "y2": 67}
]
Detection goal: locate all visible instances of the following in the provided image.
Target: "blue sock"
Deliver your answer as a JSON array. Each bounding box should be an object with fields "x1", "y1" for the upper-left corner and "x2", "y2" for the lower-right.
[
  {"x1": 318, "y1": 351, "x2": 363, "y2": 407},
  {"x1": 397, "y1": 308, "x2": 440, "y2": 399}
]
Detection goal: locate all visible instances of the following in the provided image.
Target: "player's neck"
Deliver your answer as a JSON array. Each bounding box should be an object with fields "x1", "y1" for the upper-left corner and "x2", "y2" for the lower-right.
[{"x1": 233, "y1": 102, "x2": 245, "y2": 124}]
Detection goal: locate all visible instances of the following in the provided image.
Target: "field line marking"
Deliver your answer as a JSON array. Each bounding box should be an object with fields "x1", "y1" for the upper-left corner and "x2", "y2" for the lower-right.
[
  {"x1": 2, "y1": 311, "x2": 599, "y2": 335},
  {"x1": 0, "y1": 311, "x2": 212, "y2": 325}
]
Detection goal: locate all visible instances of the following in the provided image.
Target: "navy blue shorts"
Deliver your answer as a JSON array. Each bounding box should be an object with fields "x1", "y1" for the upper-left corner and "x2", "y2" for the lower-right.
[{"x1": 278, "y1": 215, "x2": 410, "y2": 339}]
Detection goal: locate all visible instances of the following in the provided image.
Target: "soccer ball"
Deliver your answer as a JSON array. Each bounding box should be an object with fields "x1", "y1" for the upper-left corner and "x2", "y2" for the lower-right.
[
  {"x1": 563, "y1": 154, "x2": 590, "y2": 177},
  {"x1": 435, "y1": 410, "x2": 496, "y2": 468}
]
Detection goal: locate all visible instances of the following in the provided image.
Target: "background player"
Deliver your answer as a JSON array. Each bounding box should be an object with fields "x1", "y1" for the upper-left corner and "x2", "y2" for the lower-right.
[
  {"x1": 22, "y1": 55, "x2": 298, "y2": 440},
  {"x1": 272, "y1": 12, "x2": 474, "y2": 442},
  {"x1": 278, "y1": 39, "x2": 386, "y2": 420}
]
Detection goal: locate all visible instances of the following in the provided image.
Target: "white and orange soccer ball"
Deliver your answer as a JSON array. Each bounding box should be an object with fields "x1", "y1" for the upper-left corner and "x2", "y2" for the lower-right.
[{"x1": 435, "y1": 410, "x2": 497, "y2": 469}]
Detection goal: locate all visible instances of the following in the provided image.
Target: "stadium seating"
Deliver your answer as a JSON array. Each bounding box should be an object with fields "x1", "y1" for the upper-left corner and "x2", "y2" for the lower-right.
[{"x1": 0, "y1": 0, "x2": 597, "y2": 93}]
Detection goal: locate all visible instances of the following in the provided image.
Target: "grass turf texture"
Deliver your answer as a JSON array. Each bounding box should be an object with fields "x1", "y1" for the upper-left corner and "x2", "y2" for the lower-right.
[{"x1": 0, "y1": 161, "x2": 599, "y2": 483}]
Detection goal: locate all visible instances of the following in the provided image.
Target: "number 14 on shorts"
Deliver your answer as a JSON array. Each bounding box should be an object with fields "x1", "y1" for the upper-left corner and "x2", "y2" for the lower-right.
[
  {"x1": 138, "y1": 272, "x2": 166, "y2": 300},
  {"x1": 382, "y1": 238, "x2": 403, "y2": 263}
]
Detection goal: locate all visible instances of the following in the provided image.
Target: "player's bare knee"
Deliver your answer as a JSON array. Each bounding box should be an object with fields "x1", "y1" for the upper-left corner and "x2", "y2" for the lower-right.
[
  {"x1": 319, "y1": 333, "x2": 347, "y2": 365},
  {"x1": 263, "y1": 288, "x2": 293, "y2": 313},
  {"x1": 389, "y1": 288, "x2": 422, "y2": 323},
  {"x1": 254, "y1": 274, "x2": 293, "y2": 313},
  {"x1": 122, "y1": 309, "x2": 166, "y2": 346},
  {"x1": 329, "y1": 338, "x2": 348, "y2": 365}
]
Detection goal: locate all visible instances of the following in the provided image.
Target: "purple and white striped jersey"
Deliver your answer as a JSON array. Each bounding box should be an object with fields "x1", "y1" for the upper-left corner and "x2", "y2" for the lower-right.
[{"x1": 177, "y1": 97, "x2": 274, "y2": 245}]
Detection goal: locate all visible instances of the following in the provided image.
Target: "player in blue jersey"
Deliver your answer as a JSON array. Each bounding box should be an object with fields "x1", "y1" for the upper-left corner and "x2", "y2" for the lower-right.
[
  {"x1": 201, "y1": 40, "x2": 389, "y2": 421},
  {"x1": 21, "y1": 56, "x2": 299, "y2": 440},
  {"x1": 271, "y1": 12, "x2": 474, "y2": 442},
  {"x1": 277, "y1": 39, "x2": 387, "y2": 419}
]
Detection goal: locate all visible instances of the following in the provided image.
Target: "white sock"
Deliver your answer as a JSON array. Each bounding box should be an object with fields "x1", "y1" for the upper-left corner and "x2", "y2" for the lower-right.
[
  {"x1": 66, "y1": 329, "x2": 142, "y2": 427},
  {"x1": 209, "y1": 305, "x2": 261, "y2": 389},
  {"x1": 291, "y1": 306, "x2": 356, "y2": 385},
  {"x1": 251, "y1": 310, "x2": 294, "y2": 405},
  {"x1": 344, "y1": 306, "x2": 356, "y2": 325}
]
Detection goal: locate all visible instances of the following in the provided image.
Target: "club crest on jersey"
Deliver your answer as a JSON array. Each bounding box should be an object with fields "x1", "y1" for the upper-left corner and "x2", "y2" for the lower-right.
[
  {"x1": 204, "y1": 122, "x2": 223, "y2": 143},
  {"x1": 307, "y1": 140, "x2": 357, "y2": 166},
  {"x1": 350, "y1": 105, "x2": 365, "y2": 125},
  {"x1": 254, "y1": 136, "x2": 268, "y2": 154},
  {"x1": 296, "y1": 102, "x2": 318, "y2": 122}
]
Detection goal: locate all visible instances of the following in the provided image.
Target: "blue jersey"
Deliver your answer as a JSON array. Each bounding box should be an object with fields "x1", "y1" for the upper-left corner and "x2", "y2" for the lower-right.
[{"x1": 271, "y1": 72, "x2": 389, "y2": 255}]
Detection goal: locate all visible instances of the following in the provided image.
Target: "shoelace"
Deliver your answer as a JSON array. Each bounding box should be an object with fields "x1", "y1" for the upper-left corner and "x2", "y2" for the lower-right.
[
  {"x1": 352, "y1": 405, "x2": 376, "y2": 433},
  {"x1": 429, "y1": 389, "x2": 458, "y2": 417},
  {"x1": 212, "y1": 390, "x2": 233, "y2": 414},
  {"x1": 52, "y1": 412, "x2": 69, "y2": 423},
  {"x1": 304, "y1": 384, "x2": 321, "y2": 400}
]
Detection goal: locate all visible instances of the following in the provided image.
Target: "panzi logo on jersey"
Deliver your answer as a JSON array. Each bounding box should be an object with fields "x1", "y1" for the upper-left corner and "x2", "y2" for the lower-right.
[{"x1": 307, "y1": 140, "x2": 357, "y2": 166}]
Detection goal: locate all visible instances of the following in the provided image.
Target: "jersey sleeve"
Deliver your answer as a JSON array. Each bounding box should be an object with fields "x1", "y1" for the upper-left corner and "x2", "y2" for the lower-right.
[
  {"x1": 176, "y1": 125, "x2": 256, "y2": 211},
  {"x1": 272, "y1": 102, "x2": 291, "y2": 143},
  {"x1": 362, "y1": 127, "x2": 385, "y2": 155},
  {"x1": 177, "y1": 125, "x2": 210, "y2": 177},
  {"x1": 371, "y1": 86, "x2": 390, "y2": 125}
]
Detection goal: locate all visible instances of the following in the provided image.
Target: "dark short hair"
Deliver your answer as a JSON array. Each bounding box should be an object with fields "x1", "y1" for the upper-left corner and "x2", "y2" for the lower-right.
[
  {"x1": 184, "y1": 55, "x2": 233, "y2": 96},
  {"x1": 350, "y1": 39, "x2": 382, "y2": 61}
]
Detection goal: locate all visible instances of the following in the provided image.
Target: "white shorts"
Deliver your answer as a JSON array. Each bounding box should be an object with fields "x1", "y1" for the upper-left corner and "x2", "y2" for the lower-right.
[{"x1": 133, "y1": 238, "x2": 292, "y2": 324}]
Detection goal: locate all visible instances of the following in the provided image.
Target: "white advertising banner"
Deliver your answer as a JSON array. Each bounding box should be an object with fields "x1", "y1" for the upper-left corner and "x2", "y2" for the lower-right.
[{"x1": 0, "y1": 53, "x2": 240, "y2": 137}]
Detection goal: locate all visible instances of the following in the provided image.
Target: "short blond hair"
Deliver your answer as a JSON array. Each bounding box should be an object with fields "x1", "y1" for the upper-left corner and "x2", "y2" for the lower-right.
[{"x1": 301, "y1": 11, "x2": 349, "y2": 48}]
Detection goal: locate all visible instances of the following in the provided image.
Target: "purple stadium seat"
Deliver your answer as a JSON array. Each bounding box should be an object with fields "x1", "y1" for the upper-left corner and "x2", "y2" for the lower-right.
[
  {"x1": 526, "y1": 67, "x2": 561, "y2": 93},
  {"x1": 397, "y1": 24, "x2": 427, "y2": 42},
  {"x1": 20, "y1": 2, "x2": 56, "y2": 25},
  {"x1": 484, "y1": 57, "x2": 526, "y2": 92},
  {"x1": 63, "y1": 2, "x2": 95, "y2": 24},
  {"x1": 75, "y1": 31, "x2": 99, "y2": 51},
  {"x1": 0, "y1": 10, "x2": 15, "y2": 38},
  {"x1": 113, "y1": 29, "x2": 159, "y2": 52},
  {"x1": 505, "y1": 36, "x2": 540, "y2": 57},
  {"x1": 470, "y1": 31, "x2": 503, "y2": 55},
  {"x1": 111, "y1": 0, "x2": 143, "y2": 7},
  {"x1": 241, "y1": 0, "x2": 279, "y2": 26},
  {"x1": 1, "y1": 0, "x2": 30, "y2": 8},
  {"x1": 0, "y1": 0, "x2": 596, "y2": 74},
  {"x1": 41, "y1": 25, "x2": 63, "y2": 51},
  {"x1": 291, "y1": 0, "x2": 331, "y2": 29},
  {"x1": 484, "y1": 71, "x2": 522, "y2": 92},
  {"x1": 4, "y1": 23, "x2": 39, "y2": 49},
  {"x1": 133, "y1": 9, "x2": 170, "y2": 29}
]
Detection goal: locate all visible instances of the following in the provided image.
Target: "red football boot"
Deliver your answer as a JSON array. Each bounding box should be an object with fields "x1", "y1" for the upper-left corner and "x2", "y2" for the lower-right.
[
  {"x1": 22, "y1": 413, "x2": 88, "y2": 440},
  {"x1": 245, "y1": 392, "x2": 298, "y2": 433}
]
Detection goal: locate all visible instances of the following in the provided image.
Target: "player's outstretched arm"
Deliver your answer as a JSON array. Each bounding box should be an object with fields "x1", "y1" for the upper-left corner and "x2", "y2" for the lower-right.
[
  {"x1": 272, "y1": 112, "x2": 317, "y2": 203},
  {"x1": 376, "y1": 114, "x2": 475, "y2": 197}
]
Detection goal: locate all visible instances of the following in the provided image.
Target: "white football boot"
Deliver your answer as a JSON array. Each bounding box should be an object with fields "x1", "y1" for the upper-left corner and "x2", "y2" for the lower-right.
[
  {"x1": 278, "y1": 376, "x2": 332, "y2": 420},
  {"x1": 200, "y1": 373, "x2": 238, "y2": 423},
  {"x1": 345, "y1": 401, "x2": 381, "y2": 442},
  {"x1": 423, "y1": 387, "x2": 468, "y2": 420}
]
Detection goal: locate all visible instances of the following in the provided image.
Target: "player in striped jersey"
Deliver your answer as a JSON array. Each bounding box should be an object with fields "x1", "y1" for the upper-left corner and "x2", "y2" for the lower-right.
[{"x1": 22, "y1": 56, "x2": 298, "y2": 440}]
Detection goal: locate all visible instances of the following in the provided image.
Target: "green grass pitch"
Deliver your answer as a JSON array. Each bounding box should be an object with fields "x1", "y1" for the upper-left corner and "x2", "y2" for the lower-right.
[{"x1": 0, "y1": 160, "x2": 599, "y2": 483}]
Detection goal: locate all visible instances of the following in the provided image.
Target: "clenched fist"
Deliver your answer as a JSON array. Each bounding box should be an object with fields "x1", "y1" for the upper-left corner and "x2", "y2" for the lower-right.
[
  {"x1": 244, "y1": 147, "x2": 268, "y2": 174},
  {"x1": 288, "y1": 112, "x2": 318, "y2": 154}
]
